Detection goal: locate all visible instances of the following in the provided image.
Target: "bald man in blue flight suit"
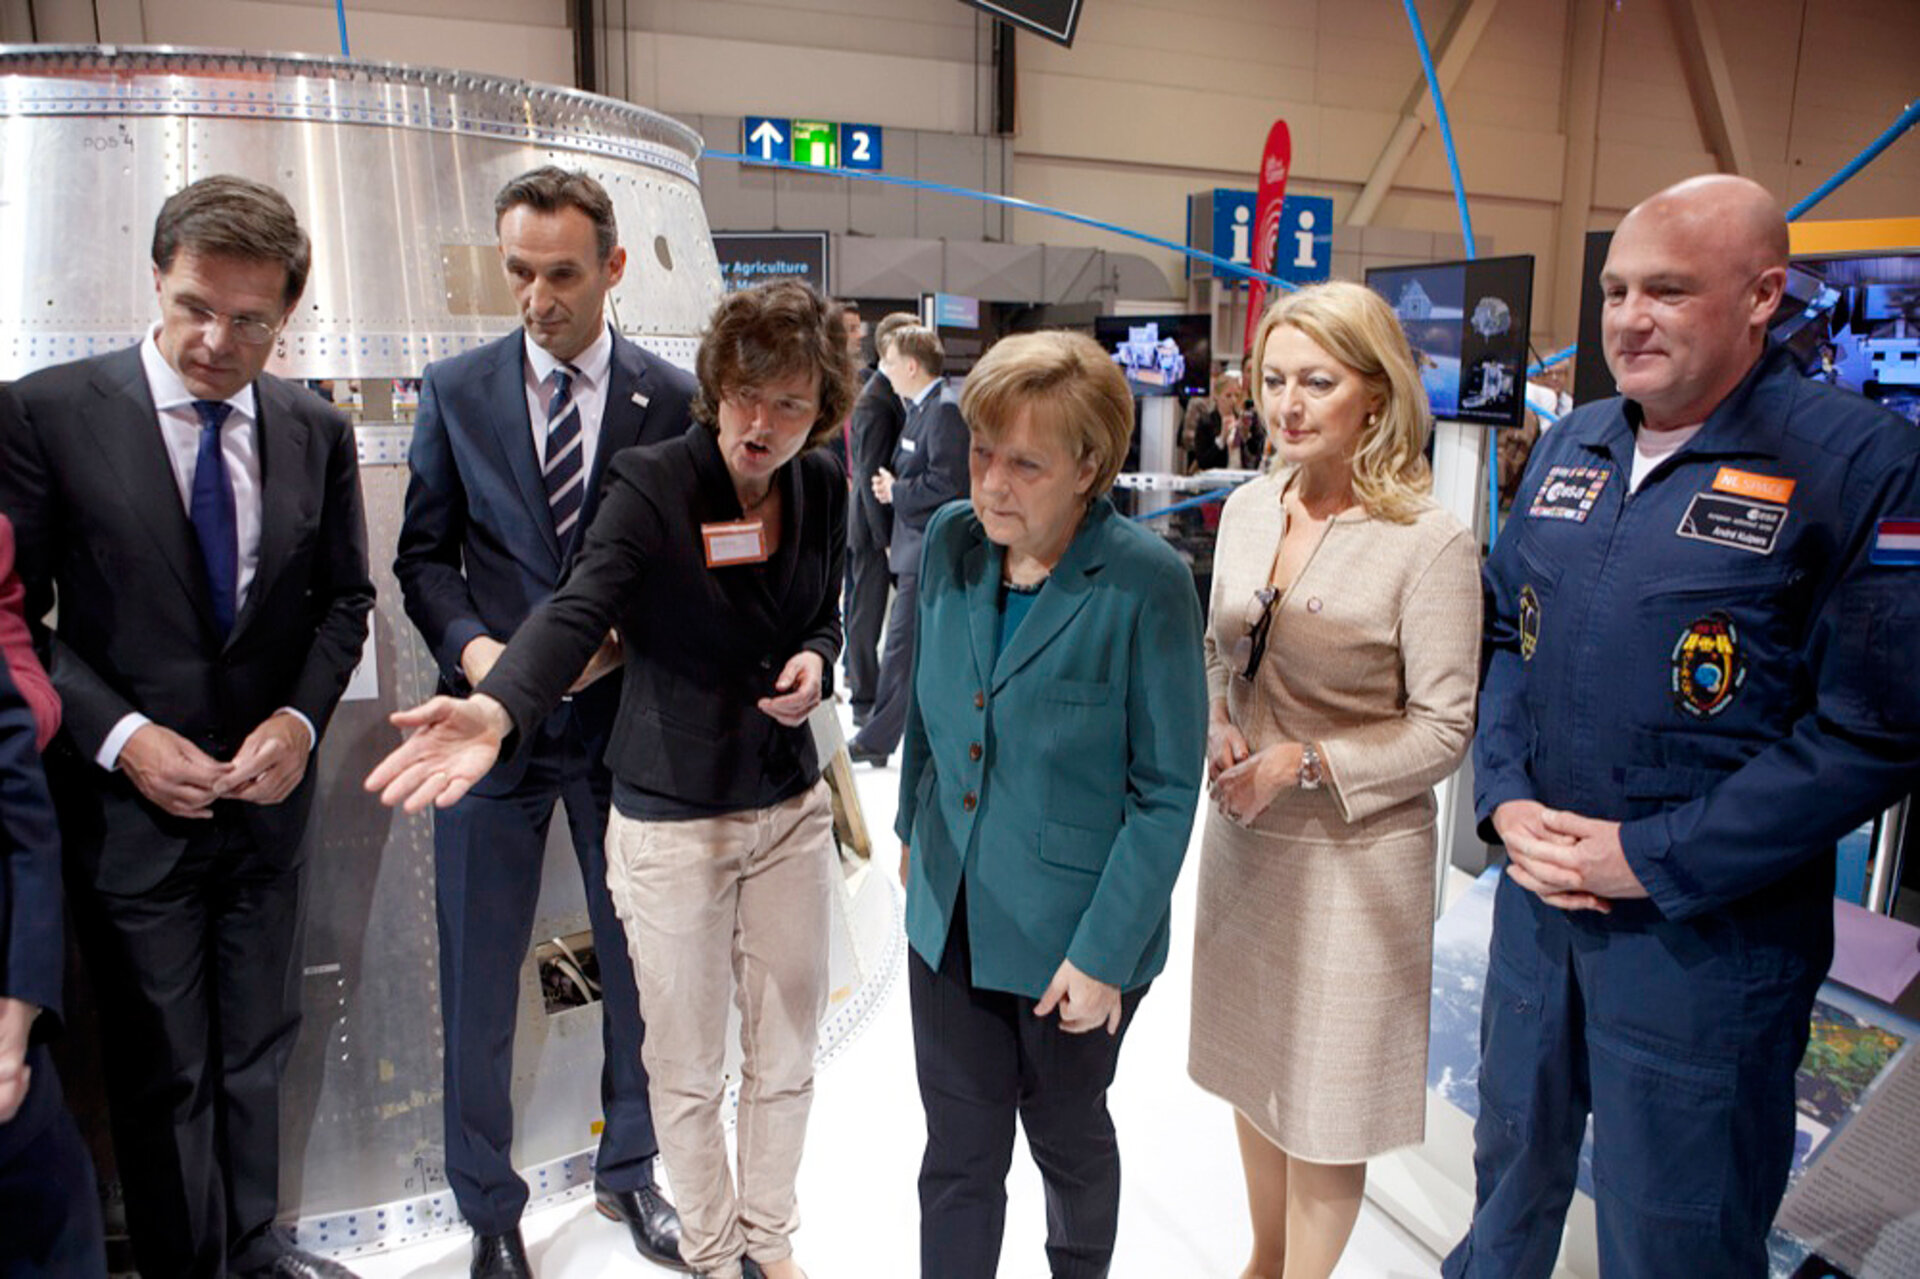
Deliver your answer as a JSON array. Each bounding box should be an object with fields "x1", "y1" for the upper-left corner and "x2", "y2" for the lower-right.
[{"x1": 1444, "y1": 175, "x2": 1920, "y2": 1277}]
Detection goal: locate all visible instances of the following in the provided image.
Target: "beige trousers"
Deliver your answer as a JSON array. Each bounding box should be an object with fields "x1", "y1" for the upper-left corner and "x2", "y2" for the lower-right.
[{"x1": 604, "y1": 781, "x2": 835, "y2": 1279}]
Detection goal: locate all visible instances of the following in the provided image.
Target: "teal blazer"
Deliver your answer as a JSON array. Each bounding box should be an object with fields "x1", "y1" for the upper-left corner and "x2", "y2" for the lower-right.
[{"x1": 896, "y1": 497, "x2": 1208, "y2": 998}]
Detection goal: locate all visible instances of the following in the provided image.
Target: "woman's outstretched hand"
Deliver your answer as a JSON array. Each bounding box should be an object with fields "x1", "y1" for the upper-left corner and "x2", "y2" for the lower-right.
[{"x1": 365, "y1": 694, "x2": 513, "y2": 813}]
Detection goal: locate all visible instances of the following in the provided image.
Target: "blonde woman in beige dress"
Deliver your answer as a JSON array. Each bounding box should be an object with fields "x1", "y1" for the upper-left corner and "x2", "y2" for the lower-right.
[{"x1": 1190, "y1": 281, "x2": 1482, "y2": 1279}]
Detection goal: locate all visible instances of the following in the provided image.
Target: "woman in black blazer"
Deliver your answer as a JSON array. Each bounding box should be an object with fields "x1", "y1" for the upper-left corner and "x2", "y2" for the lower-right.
[{"x1": 369, "y1": 281, "x2": 854, "y2": 1279}]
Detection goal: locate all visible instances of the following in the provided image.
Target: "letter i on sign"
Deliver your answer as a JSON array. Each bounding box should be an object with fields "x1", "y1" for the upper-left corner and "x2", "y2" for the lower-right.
[
  {"x1": 1293, "y1": 211, "x2": 1316, "y2": 269},
  {"x1": 1231, "y1": 205, "x2": 1251, "y2": 264}
]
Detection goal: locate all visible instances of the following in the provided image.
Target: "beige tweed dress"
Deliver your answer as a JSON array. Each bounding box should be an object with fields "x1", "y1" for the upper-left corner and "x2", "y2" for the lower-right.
[{"x1": 1188, "y1": 469, "x2": 1482, "y2": 1162}]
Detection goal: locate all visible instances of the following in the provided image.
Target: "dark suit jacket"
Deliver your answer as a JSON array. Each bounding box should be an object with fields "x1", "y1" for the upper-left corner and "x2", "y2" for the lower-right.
[
  {"x1": 848, "y1": 369, "x2": 904, "y2": 553},
  {"x1": 392, "y1": 328, "x2": 695, "y2": 793},
  {"x1": 887, "y1": 383, "x2": 968, "y2": 578},
  {"x1": 0, "y1": 516, "x2": 57, "y2": 750},
  {"x1": 0, "y1": 345, "x2": 374, "y2": 895},
  {"x1": 0, "y1": 650, "x2": 64, "y2": 1160},
  {"x1": 482, "y1": 424, "x2": 845, "y2": 813}
]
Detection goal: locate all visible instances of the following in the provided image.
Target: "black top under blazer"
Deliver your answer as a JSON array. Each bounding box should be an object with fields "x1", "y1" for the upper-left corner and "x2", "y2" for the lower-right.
[{"x1": 480, "y1": 423, "x2": 846, "y2": 815}]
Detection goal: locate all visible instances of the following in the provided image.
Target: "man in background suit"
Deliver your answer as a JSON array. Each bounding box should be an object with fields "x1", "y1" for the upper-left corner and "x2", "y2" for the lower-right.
[
  {"x1": 0, "y1": 175, "x2": 372, "y2": 1278},
  {"x1": 847, "y1": 325, "x2": 968, "y2": 766},
  {"x1": 393, "y1": 167, "x2": 693, "y2": 1279},
  {"x1": 1, "y1": 512, "x2": 108, "y2": 1276},
  {"x1": 842, "y1": 311, "x2": 919, "y2": 728}
]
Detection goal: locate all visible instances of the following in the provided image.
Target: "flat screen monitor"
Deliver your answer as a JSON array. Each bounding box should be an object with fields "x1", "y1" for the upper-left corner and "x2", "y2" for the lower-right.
[
  {"x1": 1365, "y1": 255, "x2": 1535, "y2": 427},
  {"x1": 1774, "y1": 251, "x2": 1920, "y2": 427},
  {"x1": 1093, "y1": 313, "x2": 1211, "y2": 398}
]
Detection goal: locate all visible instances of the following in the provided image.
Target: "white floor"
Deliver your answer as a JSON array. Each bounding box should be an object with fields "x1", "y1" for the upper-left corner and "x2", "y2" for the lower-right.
[{"x1": 352, "y1": 700, "x2": 1442, "y2": 1279}]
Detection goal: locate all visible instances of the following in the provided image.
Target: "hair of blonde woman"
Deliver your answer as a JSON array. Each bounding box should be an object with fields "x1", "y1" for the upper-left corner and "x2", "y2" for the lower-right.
[
  {"x1": 1250, "y1": 280, "x2": 1435, "y2": 522},
  {"x1": 960, "y1": 330, "x2": 1133, "y2": 497}
]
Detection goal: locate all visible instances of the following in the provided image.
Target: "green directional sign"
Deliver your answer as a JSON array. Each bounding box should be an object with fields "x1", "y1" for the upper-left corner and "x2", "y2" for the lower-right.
[{"x1": 790, "y1": 120, "x2": 839, "y2": 169}]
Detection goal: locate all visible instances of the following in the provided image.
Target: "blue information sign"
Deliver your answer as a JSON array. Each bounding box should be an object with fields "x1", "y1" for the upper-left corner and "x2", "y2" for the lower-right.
[
  {"x1": 840, "y1": 123, "x2": 884, "y2": 171},
  {"x1": 1189, "y1": 188, "x2": 1332, "y2": 284},
  {"x1": 742, "y1": 116, "x2": 791, "y2": 165},
  {"x1": 1273, "y1": 195, "x2": 1334, "y2": 285}
]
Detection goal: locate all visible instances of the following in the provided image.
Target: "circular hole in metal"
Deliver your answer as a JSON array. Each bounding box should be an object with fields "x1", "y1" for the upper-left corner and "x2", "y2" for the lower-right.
[{"x1": 654, "y1": 236, "x2": 673, "y2": 272}]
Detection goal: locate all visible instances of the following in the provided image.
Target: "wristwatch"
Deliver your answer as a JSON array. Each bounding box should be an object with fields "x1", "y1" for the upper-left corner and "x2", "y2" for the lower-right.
[{"x1": 1298, "y1": 743, "x2": 1323, "y2": 791}]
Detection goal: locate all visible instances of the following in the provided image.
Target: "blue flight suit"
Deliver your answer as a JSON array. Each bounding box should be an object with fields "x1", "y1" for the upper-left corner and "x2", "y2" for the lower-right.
[{"x1": 1444, "y1": 344, "x2": 1920, "y2": 1278}]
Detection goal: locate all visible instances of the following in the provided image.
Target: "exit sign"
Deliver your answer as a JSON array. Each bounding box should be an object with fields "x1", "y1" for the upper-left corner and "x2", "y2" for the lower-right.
[
  {"x1": 741, "y1": 116, "x2": 884, "y2": 171},
  {"x1": 791, "y1": 120, "x2": 838, "y2": 168}
]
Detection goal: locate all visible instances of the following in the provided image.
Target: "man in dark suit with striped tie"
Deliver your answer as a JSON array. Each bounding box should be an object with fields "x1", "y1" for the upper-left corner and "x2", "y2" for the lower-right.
[{"x1": 393, "y1": 167, "x2": 696, "y2": 1278}]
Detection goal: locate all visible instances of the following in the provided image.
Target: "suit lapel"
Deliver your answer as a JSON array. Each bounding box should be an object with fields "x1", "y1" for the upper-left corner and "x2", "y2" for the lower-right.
[
  {"x1": 84, "y1": 350, "x2": 219, "y2": 634},
  {"x1": 988, "y1": 500, "x2": 1113, "y2": 693},
  {"x1": 486, "y1": 337, "x2": 562, "y2": 569},
  {"x1": 963, "y1": 526, "x2": 1001, "y2": 694},
  {"x1": 229, "y1": 378, "x2": 309, "y2": 647},
  {"x1": 589, "y1": 335, "x2": 654, "y2": 532}
]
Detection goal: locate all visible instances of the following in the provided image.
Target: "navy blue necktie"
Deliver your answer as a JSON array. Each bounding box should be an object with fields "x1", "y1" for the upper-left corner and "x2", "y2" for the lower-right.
[
  {"x1": 189, "y1": 399, "x2": 239, "y2": 637},
  {"x1": 543, "y1": 366, "x2": 585, "y2": 555}
]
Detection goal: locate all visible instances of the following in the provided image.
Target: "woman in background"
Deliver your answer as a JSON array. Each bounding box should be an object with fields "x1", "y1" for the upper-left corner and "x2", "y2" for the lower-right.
[{"x1": 1190, "y1": 281, "x2": 1481, "y2": 1279}]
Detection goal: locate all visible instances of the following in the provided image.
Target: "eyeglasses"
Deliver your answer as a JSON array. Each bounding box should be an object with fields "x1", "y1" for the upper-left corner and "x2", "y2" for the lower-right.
[
  {"x1": 1230, "y1": 586, "x2": 1279, "y2": 680},
  {"x1": 168, "y1": 299, "x2": 283, "y2": 347},
  {"x1": 724, "y1": 385, "x2": 819, "y2": 428}
]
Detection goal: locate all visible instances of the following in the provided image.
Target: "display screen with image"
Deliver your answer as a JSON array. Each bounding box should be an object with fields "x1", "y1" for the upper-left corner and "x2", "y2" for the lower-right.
[
  {"x1": 1365, "y1": 255, "x2": 1535, "y2": 427},
  {"x1": 1770, "y1": 251, "x2": 1920, "y2": 427},
  {"x1": 1092, "y1": 313, "x2": 1212, "y2": 398}
]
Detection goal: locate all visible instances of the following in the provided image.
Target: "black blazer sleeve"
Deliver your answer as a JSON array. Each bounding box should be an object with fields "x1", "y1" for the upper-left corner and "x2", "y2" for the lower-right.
[
  {"x1": 478, "y1": 454, "x2": 663, "y2": 742},
  {"x1": 393, "y1": 364, "x2": 489, "y2": 683},
  {"x1": 0, "y1": 379, "x2": 135, "y2": 758},
  {"x1": 892, "y1": 396, "x2": 969, "y2": 528},
  {"x1": 800, "y1": 453, "x2": 847, "y2": 686}
]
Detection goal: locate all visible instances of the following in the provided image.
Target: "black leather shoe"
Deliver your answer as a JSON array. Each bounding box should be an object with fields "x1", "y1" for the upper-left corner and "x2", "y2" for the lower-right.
[
  {"x1": 595, "y1": 1176, "x2": 691, "y2": 1272},
  {"x1": 269, "y1": 1248, "x2": 360, "y2": 1278},
  {"x1": 470, "y1": 1229, "x2": 531, "y2": 1279},
  {"x1": 847, "y1": 744, "x2": 888, "y2": 768}
]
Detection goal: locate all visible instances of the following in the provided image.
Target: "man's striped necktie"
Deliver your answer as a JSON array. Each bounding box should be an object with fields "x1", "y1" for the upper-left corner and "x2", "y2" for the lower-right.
[{"x1": 543, "y1": 365, "x2": 585, "y2": 553}]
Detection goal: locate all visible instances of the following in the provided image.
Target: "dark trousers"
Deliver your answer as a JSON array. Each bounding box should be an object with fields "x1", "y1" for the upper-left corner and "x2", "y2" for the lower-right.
[
  {"x1": 849, "y1": 572, "x2": 918, "y2": 756},
  {"x1": 910, "y1": 887, "x2": 1146, "y2": 1279},
  {"x1": 1442, "y1": 876, "x2": 1820, "y2": 1279},
  {"x1": 71, "y1": 811, "x2": 305, "y2": 1279},
  {"x1": 433, "y1": 709, "x2": 657, "y2": 1236},
  {"x1": 842, "y1": 541, "x2": 892, "y2": 716},
  {"x1": 0, "y1": 1049, "x2": 108, "y2": 1278}
]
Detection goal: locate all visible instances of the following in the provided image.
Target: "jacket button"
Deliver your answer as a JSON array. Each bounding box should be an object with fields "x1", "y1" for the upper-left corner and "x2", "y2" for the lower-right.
[
  {"x1": 962, "y1": 791, "x2": 977, "y2": 812},
  {"x1": 973, "y1": 691, "x2": 985, "y2": 710},
  {"x1": 968, "y1": 742, "x2": 982, "y2": 761}
]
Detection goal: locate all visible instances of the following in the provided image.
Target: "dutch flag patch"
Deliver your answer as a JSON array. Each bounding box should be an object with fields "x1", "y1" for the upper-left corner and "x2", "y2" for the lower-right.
[{"x1": 1871, "y1": 518, "x2": 1920, "y2": 566}]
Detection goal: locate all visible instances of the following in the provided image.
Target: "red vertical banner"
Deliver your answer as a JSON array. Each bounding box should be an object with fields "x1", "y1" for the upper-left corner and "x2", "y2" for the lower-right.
[{"x1": 1243, "y1": 119, "x2": 1292, "y2": 356}]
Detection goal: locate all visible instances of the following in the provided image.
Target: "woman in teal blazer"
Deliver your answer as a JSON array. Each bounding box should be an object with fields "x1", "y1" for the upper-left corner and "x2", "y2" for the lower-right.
[{"x1": 895, "y1": 331, "x2": 1208, "y2": 1279}]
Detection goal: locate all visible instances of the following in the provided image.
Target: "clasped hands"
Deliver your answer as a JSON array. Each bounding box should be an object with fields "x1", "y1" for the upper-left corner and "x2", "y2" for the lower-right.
[
  {"x1": 1491, "y1": 799, "x2": 1648, "y2": 914},
  {"x1": 1205, "y1": 716, "x2": 1299, "y2": 826},
  {"x1": 118, "y1": 711, "x2": 309, "y2": 818}
]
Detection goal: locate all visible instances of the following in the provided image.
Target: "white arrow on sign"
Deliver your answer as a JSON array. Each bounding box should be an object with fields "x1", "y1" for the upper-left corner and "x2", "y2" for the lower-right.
[{"x1": 749, "y1": 119, "x2": 786, "y2": 160}]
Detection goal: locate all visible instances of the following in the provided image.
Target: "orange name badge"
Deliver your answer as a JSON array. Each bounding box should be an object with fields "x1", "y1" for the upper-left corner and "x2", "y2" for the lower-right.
[
  {"x1": 701, "y1": 519, "x2": 769, "y2": 567},
  {"x1": 1712, "y1": 467, "x2": 1796, "y2": 506}
]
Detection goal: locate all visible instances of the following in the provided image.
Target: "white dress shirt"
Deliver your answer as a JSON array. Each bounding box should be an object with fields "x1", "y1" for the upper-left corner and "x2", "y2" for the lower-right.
[
  {"x1": 97, "y1": 331, "x2": 314, "y2": 770},
  {"x1": 522, "y1": 321, "x2": 615, "y2": 486}
]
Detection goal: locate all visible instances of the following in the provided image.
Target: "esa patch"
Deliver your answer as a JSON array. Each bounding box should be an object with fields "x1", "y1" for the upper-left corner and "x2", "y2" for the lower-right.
[
  {"x1": 1676, "y1": 492, "x2": 1787, "y2": 555},
  {"x1": 1671, "y1": 611, "x2": 1745, "y2": 719},
  {"x1": 1527, "y1": 465, "x2": 1610, "y2": 522},
  {"x1": 1518, "y1": 584, "x2": 1540, "y2": 661}
]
